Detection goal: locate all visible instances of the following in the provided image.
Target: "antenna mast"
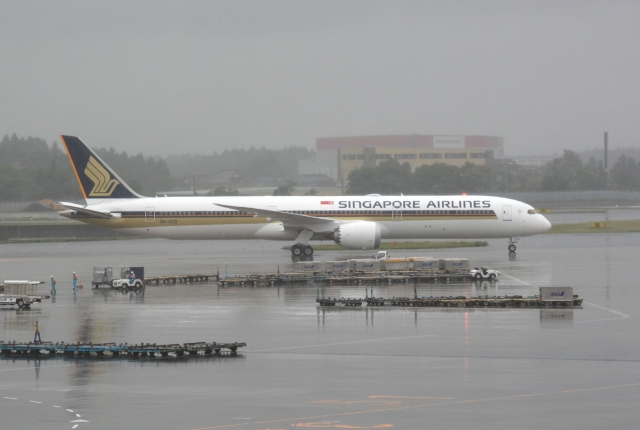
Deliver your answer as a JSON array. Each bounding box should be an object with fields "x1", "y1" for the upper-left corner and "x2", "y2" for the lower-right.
[{"x1": 604, "y1": 132, "x2": 609, "y2": 190}]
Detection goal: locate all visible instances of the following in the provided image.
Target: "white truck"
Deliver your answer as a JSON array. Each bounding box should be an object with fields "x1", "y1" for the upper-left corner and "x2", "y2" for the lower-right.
[
  {"x1": 469, "y1": 267, "x2": 501, "y2": 280},
  {"x1": 372, "y1": 251, "x2": 390, "y2": 260},
  {"x1": 0, "y1": 280, "x2": 48, "y2": 308}
]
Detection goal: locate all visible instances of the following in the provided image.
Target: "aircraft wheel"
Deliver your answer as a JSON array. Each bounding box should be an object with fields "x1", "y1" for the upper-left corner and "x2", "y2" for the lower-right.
[
  {"x1": 291, "y1": 244, "x2": 302, "y2": 256},
  {"x1": 508, "y1": 244, "x2": 516, "y2": 253},
  {"x1": 303, "y1": 245, "x2": 314, "y2": 256}
]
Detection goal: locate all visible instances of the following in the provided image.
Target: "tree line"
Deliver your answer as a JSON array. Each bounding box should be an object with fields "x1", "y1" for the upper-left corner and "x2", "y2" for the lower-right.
[
  {"x1": 165, "y1": 146, "x2": 314, "y2": 182},
  {"x1": 346, "y1": 150, "x2": 640, "y2": 195},
  {"x1": 4, "y1": 132, "x2": 639, "y2": 201},
  {"x1": 0, "y1": 134, "x2": 173, "y2": 200},
  {"x1": 0, "y1": 134, "x2": 315, "y2": 201}
]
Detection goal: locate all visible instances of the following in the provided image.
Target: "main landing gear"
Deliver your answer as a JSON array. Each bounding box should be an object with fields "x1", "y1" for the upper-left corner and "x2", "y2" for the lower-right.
[
  {"x1": 508, "y1": 237, "x2": 519, "y2": 253},
  {"x1": 291, "y1": 243, "x2": 314, "y2": 256}
]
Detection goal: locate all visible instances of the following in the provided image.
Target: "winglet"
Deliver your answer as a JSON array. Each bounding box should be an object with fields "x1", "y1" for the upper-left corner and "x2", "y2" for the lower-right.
[{"x1": 60, "y1": 135, "x2": 142, "y2": 200}]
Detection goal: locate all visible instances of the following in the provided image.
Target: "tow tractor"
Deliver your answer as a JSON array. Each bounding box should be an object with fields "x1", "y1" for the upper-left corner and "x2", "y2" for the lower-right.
[
  {"x1": 0, "y1": 280, "x2": 49, "y2": 308},
  {"x1": 469, "y1": 267, "x2": 501, "y2": 280},
  {"x1": 111, "y1": 266, "x2": 145, "y2": 289}
]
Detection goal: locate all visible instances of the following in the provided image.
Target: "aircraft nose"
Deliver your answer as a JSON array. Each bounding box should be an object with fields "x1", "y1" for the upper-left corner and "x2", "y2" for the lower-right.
[{"x1": 540, "y1": 216, "x2": 552, "y2": 233}]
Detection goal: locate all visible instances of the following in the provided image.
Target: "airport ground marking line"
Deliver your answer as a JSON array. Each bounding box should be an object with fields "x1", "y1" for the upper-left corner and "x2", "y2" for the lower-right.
[
  {"x1": 191, "y1": 382, "x2": 640, "y2": 430},
  {"x1": 1, "y1": 395, "x2": 88, "y2": 427},
  {"x1": 582, "y1": 301, "x2": 629, "y2": 319},
  {"x1": 271, "y1": 351, "x2": 640, "y2": 362},
  {"x1": 575, "y1": 317, "x2": 631, "y2": 324},
  {"x1": 500, "y1": 273, "x2": 533, "y2": 287},
  {"x1": 248, "y1": 334, "x2": 436, "y2": 353},
  {"x1": 191, "y1": 404, "x2": 410, "y2": 429},
  {"x1": 0, "y1": 362, "x2": 111, "y2": 372},
  {"x1": 368, "y1": 396, "x2": 453, "y2": 400}
]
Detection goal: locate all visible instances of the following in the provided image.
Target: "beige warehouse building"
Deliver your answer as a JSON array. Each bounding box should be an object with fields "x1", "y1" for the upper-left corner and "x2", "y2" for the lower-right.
[
  {"x1": 339, "y1": 146, "x2": 492, "y2": 181},
  {"x1": 311, "y1": 135, "x2": 502, "y2": 182}
]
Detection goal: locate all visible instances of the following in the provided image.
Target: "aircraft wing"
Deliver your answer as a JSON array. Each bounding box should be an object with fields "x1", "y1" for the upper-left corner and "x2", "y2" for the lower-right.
[
  {"x1": 214, "y1": 203, "x2": 340, "y2": 232},
  {"x1": 58, "y1": 202, "x2": 113, "y2": 219}
]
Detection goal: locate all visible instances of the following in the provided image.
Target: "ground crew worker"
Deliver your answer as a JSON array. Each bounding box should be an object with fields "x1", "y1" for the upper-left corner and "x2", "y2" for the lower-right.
[
  {"x1": 34, "y1": 320, "x2": 41, "y2": 343},
  {"x1": 73, "y1": 272, "x2": 78, "y2": 290},
  {"x1": 50, "y1": 276, "x2": 56, "y2": 294},
  {"x1": 129, "y1": 270, "x2": 135, "y2": 285}
]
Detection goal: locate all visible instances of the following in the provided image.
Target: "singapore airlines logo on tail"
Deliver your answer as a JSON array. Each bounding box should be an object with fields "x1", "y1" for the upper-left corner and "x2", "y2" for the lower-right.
[{"x1": 84, "y1": 156, "x2": 120, "y2": 197}]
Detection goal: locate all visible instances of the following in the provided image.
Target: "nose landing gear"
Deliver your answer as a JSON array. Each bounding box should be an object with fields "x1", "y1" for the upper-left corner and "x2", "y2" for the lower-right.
[{"x1": 508, "y1": 237, "x2": 519, "y2": 253}]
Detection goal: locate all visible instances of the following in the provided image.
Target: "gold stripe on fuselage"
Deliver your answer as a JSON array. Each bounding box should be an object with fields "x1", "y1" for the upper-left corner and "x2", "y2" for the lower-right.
[{"x1": 67, "y1": 214, "x2": 499, "y2": 229}]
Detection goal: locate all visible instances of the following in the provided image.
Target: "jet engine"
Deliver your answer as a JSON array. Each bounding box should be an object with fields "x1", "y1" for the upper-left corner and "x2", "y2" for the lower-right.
[{"x1": 333, "y1": 221, "x2": 381, "y2": 250}]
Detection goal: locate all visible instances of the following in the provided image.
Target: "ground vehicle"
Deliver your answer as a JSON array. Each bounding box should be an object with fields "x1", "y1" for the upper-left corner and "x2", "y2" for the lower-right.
[
  {"x1": 469, "y1": 267, "x2": 501, "y2": 280},
  {"x1": 111, "y1": 267, "x2": 145, "y2": 289},
  {"x1": 0, "y1": 281, "x2": 48, "y2": 308},
  {"x1": 372, "y1": 251, "x2": 390, "y2": 260}
]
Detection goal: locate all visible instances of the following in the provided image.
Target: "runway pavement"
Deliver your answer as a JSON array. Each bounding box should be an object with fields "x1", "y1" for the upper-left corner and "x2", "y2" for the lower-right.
[{"x1": 0, "y1": 229, "x2": 638, "y2": 429}]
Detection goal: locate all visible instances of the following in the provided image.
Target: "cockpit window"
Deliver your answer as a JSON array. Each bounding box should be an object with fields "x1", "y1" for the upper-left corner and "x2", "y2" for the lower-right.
[{"x1": 527, "y1": 209, "x2": 537, "y2": 215}]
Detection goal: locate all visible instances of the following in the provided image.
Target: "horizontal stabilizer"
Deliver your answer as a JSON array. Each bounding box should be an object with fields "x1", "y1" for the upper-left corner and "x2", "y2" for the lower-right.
[{"x1": 58, "y1": 202, "x2": 113, "y2": 219}]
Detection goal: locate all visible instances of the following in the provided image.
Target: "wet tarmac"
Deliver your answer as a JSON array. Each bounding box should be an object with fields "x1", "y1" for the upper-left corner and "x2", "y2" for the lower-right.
[{"x1": 0, "y1": 228, "x2": 639, "y2": 429}]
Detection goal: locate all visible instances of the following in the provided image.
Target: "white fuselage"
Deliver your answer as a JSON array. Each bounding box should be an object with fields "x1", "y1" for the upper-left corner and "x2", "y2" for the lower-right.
[{"x1": 61, "y1": 195, "x2": 551, "y2": 242}]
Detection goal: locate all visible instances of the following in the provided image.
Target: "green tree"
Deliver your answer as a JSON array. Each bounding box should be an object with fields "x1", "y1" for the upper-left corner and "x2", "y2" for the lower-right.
[
  {"x1": 540, "y1": 150, "x2": 584, "y2": 191},
  {"x1": 412, "y1": 163, "x2": 461, "y2": 194},
  {"x1": 208, "y1": 187, "x2": 240, "y2": 196},
  {"x1": 610, "y1": 155, "x2": 640, "y2": 190},
  {"x1": 577, "y1": 157, "x2": 606, "y2": 190},
  {"x1": 273, "y1": 182, "x2": 296, "y2": 196},
  {"x1": 459, "y1": 163, "x2": 492, "y2": 194},
  {"x1": 347, "y1": 159, "x2": 411, "y2": 195},
  {"x1": 304, "y1": 188, "x2": 318, "y2": 196}
]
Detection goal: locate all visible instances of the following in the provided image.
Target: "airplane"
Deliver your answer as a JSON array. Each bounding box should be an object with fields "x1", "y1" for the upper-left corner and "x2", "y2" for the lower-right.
[{"x1": 57, "y1": 135, "x2": 551, "y2": 255}]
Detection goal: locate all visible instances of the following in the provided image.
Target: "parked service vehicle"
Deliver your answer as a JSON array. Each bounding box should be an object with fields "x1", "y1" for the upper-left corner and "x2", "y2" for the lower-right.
[
  {"x1": 469, "y1": 267, "x2": 501, "y2": 280},
  {"x1": 0, "y1": 280, "x2": 48, "y2": 308},
  {"x1": 111, "y1": 266, "x2": 145, "y2": 289},
  {"x1": 372, "y1": 251, "x2": 390, "y2": 260}
]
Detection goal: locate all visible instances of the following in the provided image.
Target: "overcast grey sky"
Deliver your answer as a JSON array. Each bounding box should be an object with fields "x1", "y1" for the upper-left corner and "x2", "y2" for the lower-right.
[{"x1": 1, "y1": 0, "x2": 639, "y2": 156}]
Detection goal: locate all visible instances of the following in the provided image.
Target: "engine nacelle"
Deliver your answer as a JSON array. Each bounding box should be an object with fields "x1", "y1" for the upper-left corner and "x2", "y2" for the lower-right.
[{"x1": 334, "y1": 221, "x2": 381, "y2": 250}]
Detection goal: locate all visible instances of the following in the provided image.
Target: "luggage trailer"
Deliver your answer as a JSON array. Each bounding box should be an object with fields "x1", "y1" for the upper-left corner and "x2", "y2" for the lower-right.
[{"x1": 0, "y1": 281, "x2": 49, "y2": 308}]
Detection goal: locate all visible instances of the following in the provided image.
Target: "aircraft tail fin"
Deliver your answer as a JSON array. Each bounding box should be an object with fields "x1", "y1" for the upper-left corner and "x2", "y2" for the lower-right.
[{"x1": 60, "y1": 135, "x2": 142, "y2": 200}]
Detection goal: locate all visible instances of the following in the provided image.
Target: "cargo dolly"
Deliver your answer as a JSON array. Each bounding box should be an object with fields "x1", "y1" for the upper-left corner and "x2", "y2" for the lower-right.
[
  {"x1": 317, "y1": 287, "x2": 583, "y2": 309},
  {"x1": 0, "y1": 341, "x2": 246, "y2": 358}
]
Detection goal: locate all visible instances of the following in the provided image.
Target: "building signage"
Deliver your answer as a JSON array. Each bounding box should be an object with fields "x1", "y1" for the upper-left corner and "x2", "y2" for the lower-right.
[{"x1": 434, "y1": 136, "x2": 465, "y2": 149}]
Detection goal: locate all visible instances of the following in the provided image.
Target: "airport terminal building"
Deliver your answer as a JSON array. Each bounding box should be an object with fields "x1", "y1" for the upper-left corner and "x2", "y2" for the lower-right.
[{"x1": 305, "y1": 135, "x2": 504, "y2": 182}]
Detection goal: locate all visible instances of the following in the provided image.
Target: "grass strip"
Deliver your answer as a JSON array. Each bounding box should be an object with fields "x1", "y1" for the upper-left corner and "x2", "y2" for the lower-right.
[
  {"x1": 283, "y1": 240, "x2": 488, "y2": 251},
  {"x1": 0, "y1": 236, "x2": 142, "y2": 244},
  {"x1": 546, "y1": 219, "x2": 640, "y2": 234}
]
